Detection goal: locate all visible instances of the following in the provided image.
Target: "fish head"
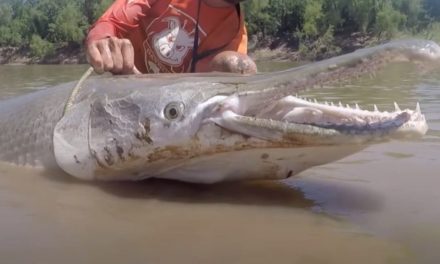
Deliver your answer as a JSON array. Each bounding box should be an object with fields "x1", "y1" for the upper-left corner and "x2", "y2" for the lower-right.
[
  {"x1": 53, "y1": 78, "x2": 225, "y2": 180},
  {"x1": 53, "y1": 77, "x2": 428, "y2": 182}
]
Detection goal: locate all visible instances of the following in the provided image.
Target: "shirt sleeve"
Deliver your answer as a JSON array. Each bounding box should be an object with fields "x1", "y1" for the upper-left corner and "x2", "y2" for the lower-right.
[
  {"x1": 196, "y1": 13, "x2": 248, "y2": 72},
  {"x1": 225, "y1": 21, "x2": 248, "y2": 54},
  {"x1": 86, "y1": 0, "x2": 155, "y2": 45}
]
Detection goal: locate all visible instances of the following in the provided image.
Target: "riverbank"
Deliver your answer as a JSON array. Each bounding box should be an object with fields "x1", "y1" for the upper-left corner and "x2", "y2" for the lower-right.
[
  {"x1": 249, "y1": 32, "x2": 380, "y2": 61},
  {"x1": 0, "y1": 33, "x2": 388, "y2": 66},
  {"x1": 0, "y1": 46, "x2": 88, "y2": 65}
]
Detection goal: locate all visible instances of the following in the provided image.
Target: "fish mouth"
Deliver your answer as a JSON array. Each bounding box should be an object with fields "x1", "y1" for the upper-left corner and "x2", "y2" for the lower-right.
[{"x1": 208, "y1": 95, "x2": 428, "y2": 145}]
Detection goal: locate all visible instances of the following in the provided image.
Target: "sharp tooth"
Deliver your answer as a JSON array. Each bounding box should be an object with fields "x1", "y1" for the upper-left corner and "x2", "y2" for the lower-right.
[
  {"x1": 394, "y1": 102, "x2": 401, "y2": 112},
  {"x1": 314, "y1": 99, "x2": 318, "y2": 103},
  {"x1": 325, "y1": 101, "x2": 329, "y2": 105},
  {"x1": 339, "y1": 102, "x2": 343, "y2": 107},
  {"x1": 355, "y1": 104, "x2": 360, "y2": 110},
  {"x1": 346, "y1": 104, "x2": 350, "y2": 108},
  {"x1": 374, "y1": 104, "x2": 379, "y2": 112},
  {"x1": 416, "y1": 102, "x2": 421, "y2": 113},
  {"x1": 331, "y1": 102, "x2": 334, "y2": 106}
]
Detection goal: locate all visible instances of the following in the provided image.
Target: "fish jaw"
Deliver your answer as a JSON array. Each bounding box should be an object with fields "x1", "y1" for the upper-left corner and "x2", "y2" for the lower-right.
[
  {"x1": 153, "y1": 146, "x2": 367, "y2": 184},
  {"x1": 208, "y1": 95, "x2": 428, "y2": 145}
]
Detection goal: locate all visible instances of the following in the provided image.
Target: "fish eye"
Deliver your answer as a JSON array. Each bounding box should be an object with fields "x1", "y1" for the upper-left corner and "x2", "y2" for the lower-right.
[{"x1": 164, "y1": 101, "x2": 185, "y2": 120}]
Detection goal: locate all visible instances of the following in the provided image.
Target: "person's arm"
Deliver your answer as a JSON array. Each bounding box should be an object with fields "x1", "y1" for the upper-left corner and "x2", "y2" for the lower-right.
[
  {"x1": 86, "y1": 0, "x2": 154, "y2": 74},
  {"x1": 197, "y1": 20, "x2": 257, "y2": 74},
  {"x1": 208, "y1": 51, "x2": 257, "y2": 74}
]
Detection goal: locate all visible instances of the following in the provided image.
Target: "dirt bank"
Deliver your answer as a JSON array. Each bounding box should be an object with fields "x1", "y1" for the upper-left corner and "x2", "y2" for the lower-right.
[
  {"x1": 0, "y1": 46, "x2": 87, "y2": 65},
  {"x1": 0, "y1": 33, "x2": 379, "y2": 65}
]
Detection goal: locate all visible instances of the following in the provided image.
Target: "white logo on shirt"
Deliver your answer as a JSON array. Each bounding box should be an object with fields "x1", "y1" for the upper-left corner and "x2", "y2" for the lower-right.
[{"x1": 152, "y1": 16, "x2": 194, "y2": 66}]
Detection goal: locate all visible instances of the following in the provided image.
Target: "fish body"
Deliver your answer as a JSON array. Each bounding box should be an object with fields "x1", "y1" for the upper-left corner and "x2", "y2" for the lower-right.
[{"x1": 0, "y1": 39, "x2": 436, "y2": 182}]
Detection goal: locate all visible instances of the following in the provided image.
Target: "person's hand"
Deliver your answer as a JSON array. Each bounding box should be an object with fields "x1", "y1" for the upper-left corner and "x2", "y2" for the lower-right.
[
  {"x1": 86, "y1": 37, "x2": 141, "y2": 75},
  {"x1": 209, "y1": 51, "x2": 257, "y2": 74}
]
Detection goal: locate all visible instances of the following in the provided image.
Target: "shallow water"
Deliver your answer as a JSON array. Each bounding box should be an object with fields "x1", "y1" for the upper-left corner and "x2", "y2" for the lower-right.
[{"x1": 0, "y1": 63, "x2": 439, "y2": 263}]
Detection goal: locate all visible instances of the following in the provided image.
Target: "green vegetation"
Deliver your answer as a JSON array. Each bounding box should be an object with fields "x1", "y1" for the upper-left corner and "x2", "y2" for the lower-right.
[
  {"x1": 0, "y1": 0, "x2": 113, "y2": 59},
  {"x1": 243, "y1": 0, "x2": 440, "y2": 58},
  {"x1": 0, "y1": 0, "x2": 439, "y2": 60}
]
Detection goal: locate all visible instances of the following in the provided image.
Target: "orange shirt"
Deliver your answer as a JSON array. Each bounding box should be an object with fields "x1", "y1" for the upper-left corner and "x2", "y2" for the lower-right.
[{"x1": 87, "y1": 0, "x2": 248, "y2": 73}]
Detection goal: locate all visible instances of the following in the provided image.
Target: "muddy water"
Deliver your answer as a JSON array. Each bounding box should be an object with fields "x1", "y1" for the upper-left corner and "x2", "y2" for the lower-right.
[
  {"x1": 0, "y1": 63, "x2": 438, "y2": 263},
  {"x1": 292, "y1": 62, "x2": 440, "y2": 263}
]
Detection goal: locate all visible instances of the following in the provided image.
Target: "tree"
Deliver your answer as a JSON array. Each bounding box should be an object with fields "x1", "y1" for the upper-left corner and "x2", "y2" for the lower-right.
[
  {"x1": 376, "y1": 2, "x2": 407, "y2": 38},
  {"x1": 49, "y1": 2, "x2": 87, "y2": 45},
  {"x1": 303, "y1": 0, "x2": 324, "y2": 38},
  {"x1": 424, "y1": 0, "x2": 440, "y2": 19}
]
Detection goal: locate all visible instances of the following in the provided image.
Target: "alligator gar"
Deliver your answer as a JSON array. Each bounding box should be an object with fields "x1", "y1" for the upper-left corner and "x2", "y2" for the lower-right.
[{"x1": 0, "y1": 39, "x2": 437, "y2": 183}]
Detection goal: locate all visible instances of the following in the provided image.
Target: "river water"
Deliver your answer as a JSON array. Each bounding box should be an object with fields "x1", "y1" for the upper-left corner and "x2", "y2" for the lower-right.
[{"x1": 0, "y1": 63, "x2": 439, "y2": 263}]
